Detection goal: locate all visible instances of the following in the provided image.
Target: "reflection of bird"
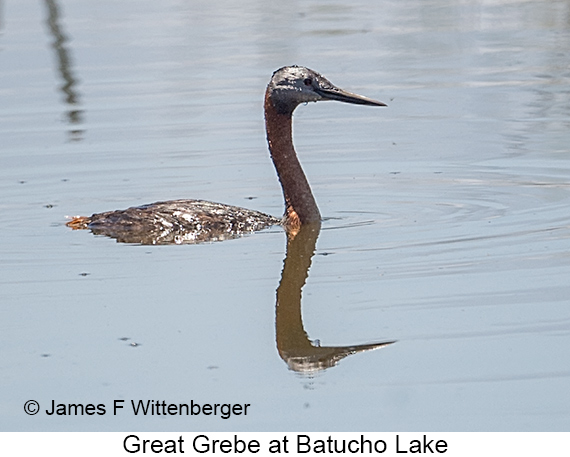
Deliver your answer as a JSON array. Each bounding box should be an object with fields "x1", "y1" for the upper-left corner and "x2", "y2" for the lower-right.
[
  {"x1": 67, "y1": 66, "x2": 386, "y2": 244},
  {"x1": 276, "y1": 224, "x2": 395, "y2": 374}
]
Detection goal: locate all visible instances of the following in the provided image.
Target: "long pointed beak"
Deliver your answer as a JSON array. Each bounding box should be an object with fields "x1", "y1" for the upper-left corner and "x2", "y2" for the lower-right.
[{"x1": 316, "y1": 85, "x2": 387, "y2": 107}]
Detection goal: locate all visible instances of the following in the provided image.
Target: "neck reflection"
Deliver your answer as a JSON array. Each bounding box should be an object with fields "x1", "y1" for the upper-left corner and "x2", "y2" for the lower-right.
[{"x1": 276, "y1": 223, "x2": 395, "y2": 374}]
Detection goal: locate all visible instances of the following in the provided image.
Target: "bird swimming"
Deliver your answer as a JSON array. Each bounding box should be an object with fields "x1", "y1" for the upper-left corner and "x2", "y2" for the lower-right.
[{"x1": 66, "y1": 66, "x2": 386, "y2": 244}]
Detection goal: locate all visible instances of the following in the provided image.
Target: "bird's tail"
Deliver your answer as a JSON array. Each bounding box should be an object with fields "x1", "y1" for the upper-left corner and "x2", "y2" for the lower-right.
[{"x1": 65, "y1": 216, "x2": 90, "y2": 229}]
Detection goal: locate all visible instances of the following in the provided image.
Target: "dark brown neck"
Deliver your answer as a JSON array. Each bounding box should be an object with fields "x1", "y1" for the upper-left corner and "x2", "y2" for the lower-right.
[{"x1": 264, "y1": 91, "x2": 321, "y2": 229}]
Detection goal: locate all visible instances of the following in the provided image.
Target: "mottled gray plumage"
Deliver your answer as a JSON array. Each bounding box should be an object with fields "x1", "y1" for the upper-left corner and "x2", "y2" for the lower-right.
[{"x1": 81, "y1": 200, "x2": 280, "y2": 245}]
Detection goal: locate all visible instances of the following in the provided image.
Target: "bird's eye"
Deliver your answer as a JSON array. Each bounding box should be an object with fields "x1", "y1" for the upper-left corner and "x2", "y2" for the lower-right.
[{"x1": 303, "y1": 78, "x2": 313, "y2": 86}]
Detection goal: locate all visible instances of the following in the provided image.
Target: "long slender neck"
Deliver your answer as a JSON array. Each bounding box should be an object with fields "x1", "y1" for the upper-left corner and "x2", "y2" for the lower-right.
[{"x1": 264, "y1": 91, "x2": 321, "y2": 229}]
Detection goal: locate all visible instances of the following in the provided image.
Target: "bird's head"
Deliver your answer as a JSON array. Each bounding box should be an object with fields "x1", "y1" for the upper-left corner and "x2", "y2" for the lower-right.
[{"x1": 266, "y1": 65, "x2": 386, "y2": 115}]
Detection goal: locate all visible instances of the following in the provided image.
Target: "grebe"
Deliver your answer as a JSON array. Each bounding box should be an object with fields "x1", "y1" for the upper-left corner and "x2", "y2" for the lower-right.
[{"x1": 67, "y1": 66, "x2": 386, "y2": 244}]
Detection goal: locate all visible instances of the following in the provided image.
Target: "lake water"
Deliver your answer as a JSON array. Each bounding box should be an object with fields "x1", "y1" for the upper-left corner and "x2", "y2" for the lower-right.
[{"x1": 1, "y1": 0, "x2": 569, "y2": 431}]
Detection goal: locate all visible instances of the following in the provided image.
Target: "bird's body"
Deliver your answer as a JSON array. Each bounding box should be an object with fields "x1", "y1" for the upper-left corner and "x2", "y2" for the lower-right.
[
  {"x1": 67, "y1": 200, "x2": 280, "y2": 245},
  {"x1": 67, "y1": 66, "x2": 385, "y2": 244}
]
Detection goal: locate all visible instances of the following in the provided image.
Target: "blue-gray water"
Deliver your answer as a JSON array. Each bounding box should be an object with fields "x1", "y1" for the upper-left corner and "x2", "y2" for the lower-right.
[{"x1": 1, "y1": 0, "x2": 569, "y2": 431}]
